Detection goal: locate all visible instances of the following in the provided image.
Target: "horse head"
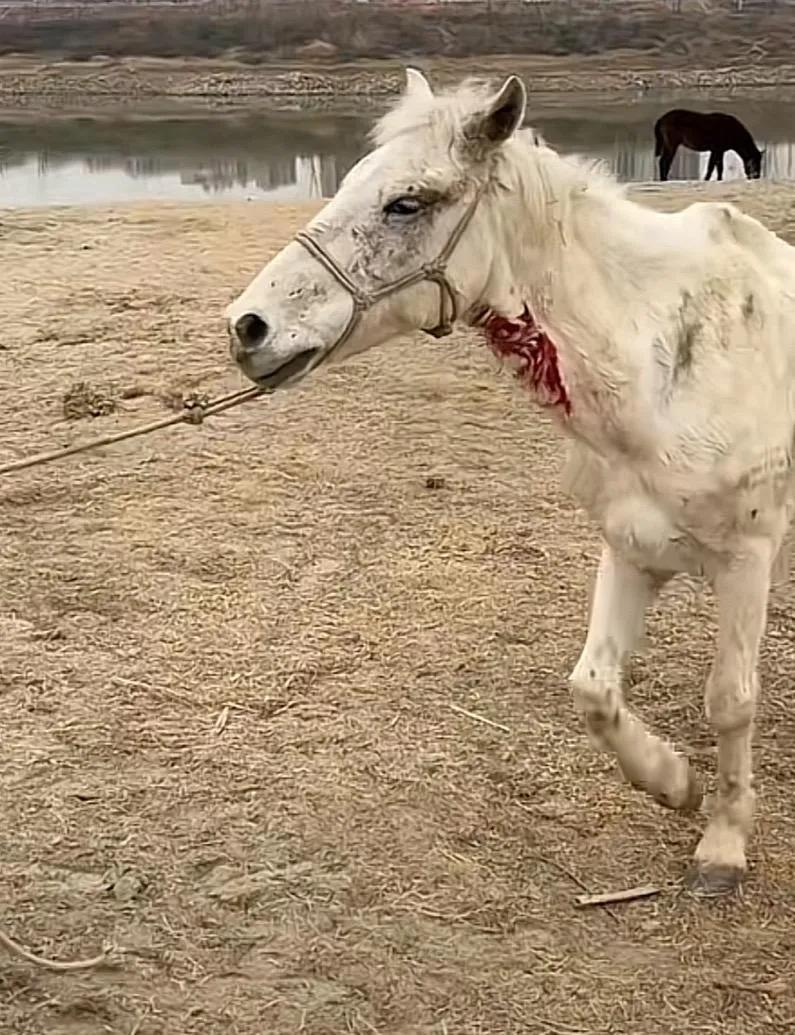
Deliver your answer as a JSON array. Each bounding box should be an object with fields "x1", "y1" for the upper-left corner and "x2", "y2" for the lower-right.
[
  {"x1": 744, "y1": 146, "x2": 764, "y2": 180},
  {"x1": 225, "y1": 69, "x2": 530, "y2": 390}
]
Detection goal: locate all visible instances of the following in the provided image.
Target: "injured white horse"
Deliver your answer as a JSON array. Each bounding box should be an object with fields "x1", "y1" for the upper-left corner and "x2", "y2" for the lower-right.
[{"x1": 226, "y1": 69, "x2": 795, "y2": 895}]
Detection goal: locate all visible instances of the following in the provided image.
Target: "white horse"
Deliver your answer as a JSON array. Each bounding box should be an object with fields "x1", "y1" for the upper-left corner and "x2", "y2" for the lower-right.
[{"x1": 225, "y1": 68, "x2": 795, "y2": 896}]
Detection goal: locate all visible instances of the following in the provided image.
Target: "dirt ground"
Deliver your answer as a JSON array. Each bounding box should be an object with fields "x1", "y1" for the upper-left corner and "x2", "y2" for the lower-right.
[{"x1": 1, "y1": 181, "x2": 795, "y2": 1034}]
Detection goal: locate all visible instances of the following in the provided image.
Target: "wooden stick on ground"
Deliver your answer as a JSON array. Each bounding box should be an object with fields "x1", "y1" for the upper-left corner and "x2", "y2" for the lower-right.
[
  {"x1": 445, "y1": 702, "x2": 512, "y2": 734},
  {"x1": 0, "y1": 927, "x2": 111, "y2": 971},
  {"x1": 574, "y1": 884, "x2": 661, "y2": 909}
]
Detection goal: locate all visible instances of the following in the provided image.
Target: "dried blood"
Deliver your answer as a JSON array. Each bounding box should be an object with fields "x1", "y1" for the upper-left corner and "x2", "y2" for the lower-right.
[{"x1": 476, "y1": 305, "x2": 571, "y2": 415}]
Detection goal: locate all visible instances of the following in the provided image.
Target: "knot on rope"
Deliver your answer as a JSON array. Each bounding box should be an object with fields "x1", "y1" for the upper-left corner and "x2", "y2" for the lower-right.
[{"x1": 181, "y1": 393, "x2": 211, "y2": 426}]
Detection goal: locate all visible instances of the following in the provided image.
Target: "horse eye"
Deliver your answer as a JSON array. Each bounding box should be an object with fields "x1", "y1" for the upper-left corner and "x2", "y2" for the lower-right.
[{"x1": 383, "y1": 196, "x2": 425, "y2": 218}]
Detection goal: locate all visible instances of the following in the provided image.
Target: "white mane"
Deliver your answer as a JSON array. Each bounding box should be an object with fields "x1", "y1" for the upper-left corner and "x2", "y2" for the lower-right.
[
  {"x1": 371, "y1": 77, "x2": 500, "y2": 148},
  {"x1": 373, "y1": 77, "x2": 626, "y2": 259}
]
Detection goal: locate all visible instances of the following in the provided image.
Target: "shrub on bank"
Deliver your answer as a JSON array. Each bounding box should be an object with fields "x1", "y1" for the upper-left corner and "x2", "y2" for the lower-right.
[{"x1": 0, "y1": 0, "x2": 789, "y2": 64}]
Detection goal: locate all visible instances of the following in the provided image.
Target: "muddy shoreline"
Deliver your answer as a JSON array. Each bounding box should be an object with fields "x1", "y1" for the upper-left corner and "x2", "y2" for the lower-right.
[{"x1": 3, "y1": 54, "x2": 795, "y2": 108}]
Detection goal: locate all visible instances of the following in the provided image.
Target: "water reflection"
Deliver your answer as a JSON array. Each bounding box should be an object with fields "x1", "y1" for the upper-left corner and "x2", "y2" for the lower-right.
[
  {"x1": 0, "y1": 112, "x2": 368, "y2": 205},
  {"x1": 1, "y1": 98, "x2": 794, "y2": 208}
]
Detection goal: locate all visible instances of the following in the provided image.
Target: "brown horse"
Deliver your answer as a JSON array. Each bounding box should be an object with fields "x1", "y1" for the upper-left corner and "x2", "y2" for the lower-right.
[{"x1": 654, "y1": 109, "x2": 764, "y2": 182}]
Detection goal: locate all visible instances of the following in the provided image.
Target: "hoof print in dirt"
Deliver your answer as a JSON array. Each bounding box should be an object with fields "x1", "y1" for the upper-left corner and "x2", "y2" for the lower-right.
[
  {"x1": 104, "y1": 866, "x2": 148, "y2": 904},
  {"x1": 683, "y1": 865, "x2": 745, "y2": 900}
]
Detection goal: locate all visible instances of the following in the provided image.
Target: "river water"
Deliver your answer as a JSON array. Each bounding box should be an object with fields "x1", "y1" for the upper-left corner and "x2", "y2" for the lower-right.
[{"x1": 1, "y1": 93, "x2": 793, "y2": 208}]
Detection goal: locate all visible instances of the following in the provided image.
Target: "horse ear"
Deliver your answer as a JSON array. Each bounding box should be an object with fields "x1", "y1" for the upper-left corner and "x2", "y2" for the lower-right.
[
  {"x1": 464, "y1": 76, "x2": 527, "y2": 154},
  {"x1": 404, "y1": 67, "x2": 433, "y2": 101}
]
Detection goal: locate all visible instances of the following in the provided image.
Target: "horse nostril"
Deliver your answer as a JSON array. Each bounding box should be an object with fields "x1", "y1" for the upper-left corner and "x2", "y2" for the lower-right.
[{"x1": 234, "y1": 312, "x2": 269, "y2": 351}]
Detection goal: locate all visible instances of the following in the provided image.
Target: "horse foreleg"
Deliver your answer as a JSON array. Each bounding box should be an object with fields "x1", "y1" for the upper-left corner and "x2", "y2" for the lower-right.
[
  {"x1": 570, "y1": 545, "x2": 702, "y2": 812},
  {"x1": 705, "y1": 153, "x2": 717, "y2": 180},
  {"x1": 715, "y1": 152, "x2": 725, "y2": 181},
  {"x1": 687, "y1": 540, "x2": 772, "y2": 897},
  {"x1": 659, "y1": 146, "x2": 676, "y2": 182}
]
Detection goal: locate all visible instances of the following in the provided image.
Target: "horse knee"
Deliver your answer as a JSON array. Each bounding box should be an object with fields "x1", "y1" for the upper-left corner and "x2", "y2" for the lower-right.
[
  {"x1": 704, "y1": 673, "x2": 758, "y2": 733},
  {"x1": 570, "y1": 667, "x2": 622, "y2": 744}
]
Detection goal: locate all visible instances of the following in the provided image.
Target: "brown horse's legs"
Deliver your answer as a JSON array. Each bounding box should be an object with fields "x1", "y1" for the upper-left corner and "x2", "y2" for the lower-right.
[
  {"x1": 705, "y1": 152, "x2": 725, "y2": 181},
  {"x1": 659, "y1": 146, "x2": 676, "y2": 182}
]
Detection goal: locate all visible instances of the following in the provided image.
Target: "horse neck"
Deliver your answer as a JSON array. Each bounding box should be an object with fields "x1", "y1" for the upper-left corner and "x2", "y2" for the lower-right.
[
  {"x1": 494, "y1": 150, "x2": 689, "y2": 447},
  {"x1": 733, "y1": 126, "x2": 760, "y2": 161}
]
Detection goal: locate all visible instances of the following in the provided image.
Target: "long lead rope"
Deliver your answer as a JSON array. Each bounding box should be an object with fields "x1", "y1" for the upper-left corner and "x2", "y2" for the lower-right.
[{"x1": 0, "y1": 385, "x2": 266, "y2": 478}]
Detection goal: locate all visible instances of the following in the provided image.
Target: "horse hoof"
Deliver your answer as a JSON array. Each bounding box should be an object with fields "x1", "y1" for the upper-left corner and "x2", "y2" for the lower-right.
[
  {"x1": 654, "y1": 768, "x2": 703, "y2": 814},
  {"x1": 683, "y1": 864, "x2": 744, "y2": 899}
]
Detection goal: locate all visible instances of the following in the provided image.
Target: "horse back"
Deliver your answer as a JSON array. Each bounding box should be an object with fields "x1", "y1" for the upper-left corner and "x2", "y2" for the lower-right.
[{"x1": 691, "y1": 200, "x2": 793, "y2": 273}]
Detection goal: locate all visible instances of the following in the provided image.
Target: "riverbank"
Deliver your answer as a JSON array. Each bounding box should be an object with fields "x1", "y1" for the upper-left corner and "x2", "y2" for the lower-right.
[{"x1": 4, "y1": 53, "x2": 795, "y2": 108}]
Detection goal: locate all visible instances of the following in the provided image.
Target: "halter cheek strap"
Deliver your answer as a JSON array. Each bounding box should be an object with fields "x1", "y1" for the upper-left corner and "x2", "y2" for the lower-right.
[{"x1": 293, "y1": 187, "x2": 483, "y2": 360}]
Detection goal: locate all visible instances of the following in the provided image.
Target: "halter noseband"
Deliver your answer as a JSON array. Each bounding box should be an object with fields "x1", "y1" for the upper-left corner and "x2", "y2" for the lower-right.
[{"x1": 293, "y1": 188, "x2": 483, "y2": 360}]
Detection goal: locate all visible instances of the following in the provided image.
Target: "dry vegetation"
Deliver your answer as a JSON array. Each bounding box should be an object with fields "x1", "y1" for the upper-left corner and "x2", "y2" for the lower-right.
[
  {"x1": 1, "y1": 0, "x2": 794, "y2": 66},
  {"x1": 2, "y1": 181, "x2": 795, "y2": 1033},
  {"x1": 3, "y1": 0, "x2": 795, "y2": 106}
]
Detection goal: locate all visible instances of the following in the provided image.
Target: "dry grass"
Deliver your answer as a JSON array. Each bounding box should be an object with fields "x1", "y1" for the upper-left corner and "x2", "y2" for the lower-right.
[
  {"x1": 3, "y1": 0, "x2": 795, "y2": 67},
  {"x1": 1, "y1": 182, "x2": 795, "y2": 1034}
]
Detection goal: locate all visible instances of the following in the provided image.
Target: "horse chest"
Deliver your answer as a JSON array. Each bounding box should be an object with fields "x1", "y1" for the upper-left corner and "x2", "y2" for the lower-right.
[
  {"x1": 600, "y1": 489, "x2": 705, "y2": 574},
  {"x1": 563, "y1": 447, "x2": 716, "y2": 575}
]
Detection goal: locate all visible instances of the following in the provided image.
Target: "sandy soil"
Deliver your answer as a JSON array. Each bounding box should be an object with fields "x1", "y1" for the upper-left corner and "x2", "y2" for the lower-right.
[
  {"x1": 4, "y1": 52, "x2": 795, "y2": 108},
  {"x1": 1, "y1": 181, "x2": 795, "y2": 1034}
]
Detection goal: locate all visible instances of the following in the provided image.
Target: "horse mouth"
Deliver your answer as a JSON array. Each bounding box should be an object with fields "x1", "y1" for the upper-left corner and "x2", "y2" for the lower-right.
[{"x1": 253, "y1": 348, "x2": 320, "y2": 389}]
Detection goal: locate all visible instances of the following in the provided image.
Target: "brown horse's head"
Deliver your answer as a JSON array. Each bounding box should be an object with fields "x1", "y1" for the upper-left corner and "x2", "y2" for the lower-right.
[{"x1": 744, "y1": 148, "x2": 763, "y2": 180}]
